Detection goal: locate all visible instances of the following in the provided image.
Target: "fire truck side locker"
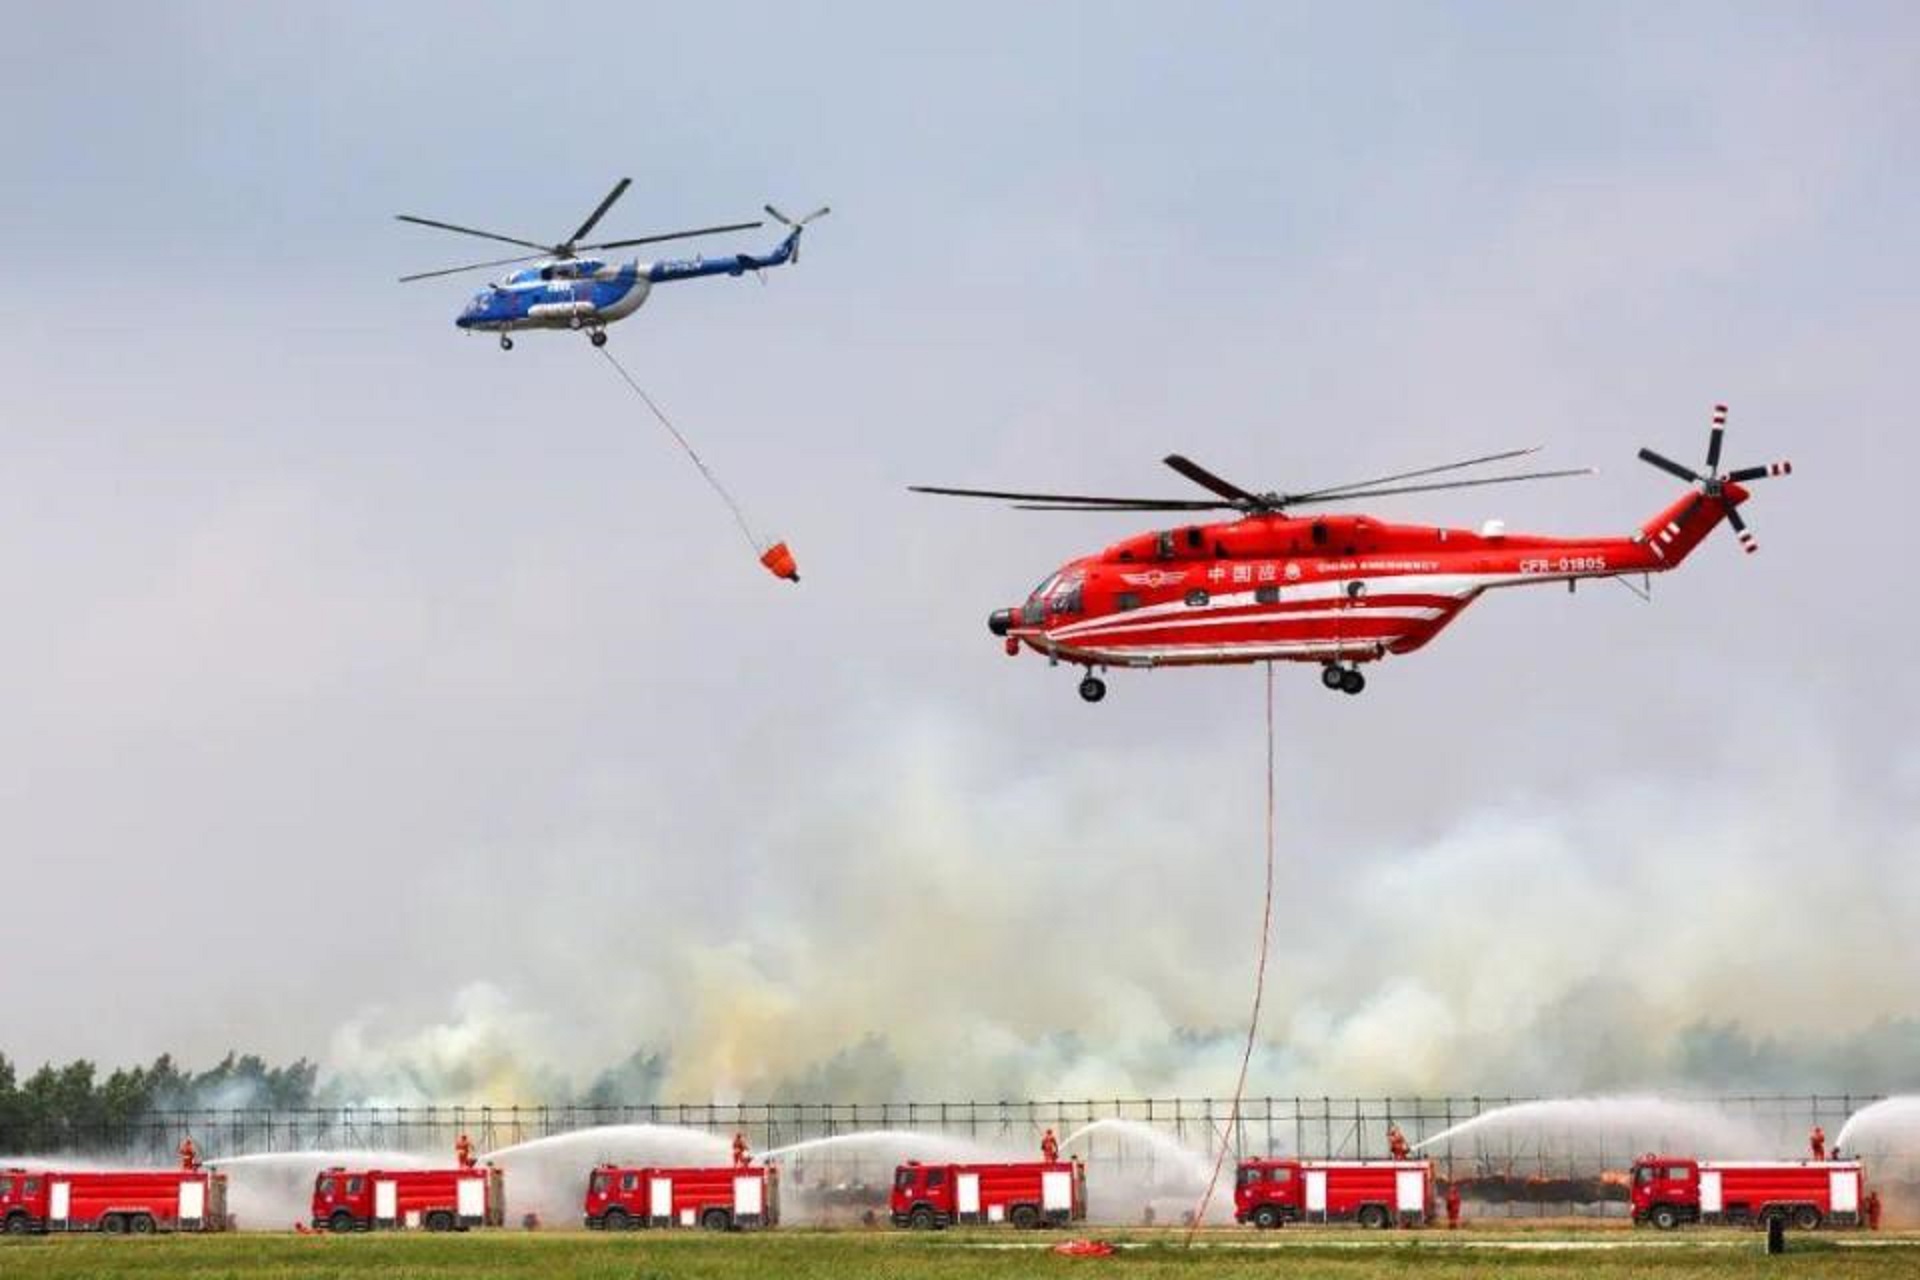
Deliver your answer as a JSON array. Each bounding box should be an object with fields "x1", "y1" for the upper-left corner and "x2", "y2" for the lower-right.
[
  {"x1": 956, "y1": 1172, "x2": 982, "y2": 1224},
  {"x1": 1042, "y1": 1170, "x2": 1074, "y2": 1221},
  {"x1": 1304, "y1": 1169, "x2": 1327, "y2": 1221},
  {"x1": 179, "y1": 1179, "x2": 206, "y2": 1227},
  {"x1": 457, "y1": 1177, "x2": 486, "y2": 1226},
  {"x1": 1700, "y1": 1170, "x2": 1722, "y2": 1217},
  {"x1": 48, "y1": 1181, "x2": 70, "y2": 1229},
  {"x1": 649, "y1": 1176, "x2": 672, "y2": 1226},
  {"x1": 1831, "y1": 1169, "x2": 1859, "y2": 1217},
  {"x1": 733, "y1": 1172, "x2": 763, "y2": 1226},
  {"x1": 1396, "y1": 1169, "x2": 1426, "y2": 1222}
]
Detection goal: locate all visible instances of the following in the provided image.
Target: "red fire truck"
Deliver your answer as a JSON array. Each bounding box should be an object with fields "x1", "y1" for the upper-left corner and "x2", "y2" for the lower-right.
[
  {"x1": 890, "y1": 1159, "x2": 1087, "y2": 1229},
  {"x1": 1630, "y1": 1155, "x2": 1865, "y2": 1230},
  {"x1": 1234, "y1": 1158, "x2": 1433, "y2": 1228},
  {"x1": 310, "y1": 1165, "x2": 505, "y2": 1232},
  {"x1": 0, "y1": 1166, "x2": 229, "y2": 1234},
  {"x1": 583, "y1": 1163, "x2": 779, "y2": 1230}
]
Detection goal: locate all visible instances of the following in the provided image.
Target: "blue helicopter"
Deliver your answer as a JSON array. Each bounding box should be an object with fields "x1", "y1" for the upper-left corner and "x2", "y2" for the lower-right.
[{"x1": 398, "y1": 179, "x2": 828, "y2": 349}]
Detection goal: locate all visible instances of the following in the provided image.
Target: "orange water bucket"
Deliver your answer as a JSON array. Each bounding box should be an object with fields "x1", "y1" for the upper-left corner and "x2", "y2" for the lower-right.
[{"x1": 759, "y1": 541, "x2": 800, "y2": 582}]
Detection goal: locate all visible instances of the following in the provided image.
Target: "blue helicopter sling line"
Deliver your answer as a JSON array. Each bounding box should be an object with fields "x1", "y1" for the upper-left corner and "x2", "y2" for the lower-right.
[{"x1": 396, "y1": 180, "x2": 826, "y2": 582}]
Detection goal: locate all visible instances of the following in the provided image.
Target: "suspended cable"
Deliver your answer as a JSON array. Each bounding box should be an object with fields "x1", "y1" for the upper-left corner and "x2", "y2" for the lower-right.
[
  {"x1": 1185, "y1": 660, "x2": 1276, "y2": 1245},
  {"x1": 597, "y1": 345, "x2": 798, "y2": 581}
]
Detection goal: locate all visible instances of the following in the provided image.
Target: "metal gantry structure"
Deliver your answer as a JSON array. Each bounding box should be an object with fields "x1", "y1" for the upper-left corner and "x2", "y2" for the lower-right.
[{"x1": 6, "y1": 1094, "x2": 1906, "y2": 1218}]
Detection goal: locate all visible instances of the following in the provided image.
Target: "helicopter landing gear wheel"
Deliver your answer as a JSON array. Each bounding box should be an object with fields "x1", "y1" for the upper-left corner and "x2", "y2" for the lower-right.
[
  {"x1": 1340, "y1": 667, "x2": 1366, "y2": 695},
  {"x1": 589, "y1": 329, "x2": 607, "y2": 347},
  {"x1": 1077, "y1": 675, "x2": 1107, "y2": 703},
  {"x1": 498, "y1": 334, "x2": 514, "y2": 351},
  {"x1": 1321, "y1": 664, "x2": 1346, "y2": 691}
]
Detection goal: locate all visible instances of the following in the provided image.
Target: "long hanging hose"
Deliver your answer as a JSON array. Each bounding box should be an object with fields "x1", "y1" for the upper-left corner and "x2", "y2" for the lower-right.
[
  {"x1": 598, "y1": 345, "x2": 763, "y2": 555},
  {"x1": 1185, "y1": 661, "x2": 1276, "y2": 1245}
]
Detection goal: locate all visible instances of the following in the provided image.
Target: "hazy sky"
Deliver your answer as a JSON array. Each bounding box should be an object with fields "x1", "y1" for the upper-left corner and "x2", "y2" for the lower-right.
[{"x1": 2, "y1": 2, "x2": 1916, "y2": 1101}]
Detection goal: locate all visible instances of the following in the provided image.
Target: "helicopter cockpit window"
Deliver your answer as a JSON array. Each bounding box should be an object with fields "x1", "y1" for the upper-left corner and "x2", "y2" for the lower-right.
[
  {"x1": 1048, "y1": 578, "x2": 1084, "y2": 615},
  {"x1": 1021, "y1": 573, "x2": 1057, "y2": 626}
]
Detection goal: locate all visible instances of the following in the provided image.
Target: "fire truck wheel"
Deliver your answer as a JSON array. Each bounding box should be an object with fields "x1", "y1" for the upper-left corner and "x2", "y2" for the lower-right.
[
  {"x1": 1357, "y1": 1204, "x2": 1390, "y2": 1230},
  {"x1": 1077, "y1": 675, "x2": 1107, "y2": 703},
  {"x1": 1649, "y1": 1205, "x2": 1679, "y2": 1231},
  {"x1": 1340, "y1": 667, "x2": 1366, "y2": 695},
  {"x1": 425, "y1": 1211, "x2": 455, "y2": 1232},
  {"x1": 603, "y1": 1208, "x2": 631, "y2": 1231},
  {"x1": 1010, "y1": 1204, "x2": 1041, "y2": 1230},
  {"x1": 328, "y1": 1211, "x2": 355, "y2": 1234},
  {"x1": 1252, "y1": 1205, "x2": 1283, "y2": 1230},
  {"x1": 908, "y1": 1206, "x2": 936, "y2": 1230},
  {"x1": 4, "y1": 1213, "x2": 31, "y2": 1235},
  {"x1": 1792, "y1": 1205, "x2": 1822, "y2": 1231},
  {"x1": 700, "y1": 1208, "x2": 731, "y2": 1232},
  {"x1": 1321, "y1": 664, "x2": 1345, "y2": 690},
  {"x1": 129, "y1": 1214, "x2": 156, "y2": 1235},
  {"x1": 101, "y1": 1213, "x2": 127, "y2": 1234}
]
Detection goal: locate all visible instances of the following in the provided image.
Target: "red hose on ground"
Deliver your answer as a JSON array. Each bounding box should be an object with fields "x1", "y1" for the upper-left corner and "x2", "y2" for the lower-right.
[{"x1": 1184, "y1": 661, "x2": 1275, "y2": 1245}]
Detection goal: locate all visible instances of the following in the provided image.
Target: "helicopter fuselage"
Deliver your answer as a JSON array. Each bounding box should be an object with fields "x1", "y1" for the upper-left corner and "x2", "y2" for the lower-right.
[
  {"x1": 455, "y1": 232, "x2": 801, "y2": 335},
  {"x1": 995, "y1": 486, "x2": 1743, "y2": 671}
]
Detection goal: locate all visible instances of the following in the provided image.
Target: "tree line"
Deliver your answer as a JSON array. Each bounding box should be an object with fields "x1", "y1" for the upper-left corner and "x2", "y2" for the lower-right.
[{"x1": 0, "y1": 1052, "x2": 317, "y2": 1153}]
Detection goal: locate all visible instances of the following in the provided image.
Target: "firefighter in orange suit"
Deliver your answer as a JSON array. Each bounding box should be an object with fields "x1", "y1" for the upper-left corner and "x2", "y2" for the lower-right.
[
  {"x1": 455, "y1": 1133, "x2": 476, "y2": 1169},
  {"x1": 1387, "y1": 1124, "x2": 1410, "y2": 1160},
  {"x1": 178, "y1": 1137, "x2": 199, "y2": 1170},
  {"x1": 1866, "y1": 1189, "x2": 1882, "y2": 1230},
  {"x1": 733, "y1": 1132, "x2": 751, "y2": 1168},
  {"x1": 1445, "y1": 1181, "x2": 1462, "y2": 1229},
  {"x1": 1041, "y1": 1128, "x2": 1060, "y2": 1162},
  {"x1": 1809, "y1": 1125, "x2": 1826, "y2": 1161}
]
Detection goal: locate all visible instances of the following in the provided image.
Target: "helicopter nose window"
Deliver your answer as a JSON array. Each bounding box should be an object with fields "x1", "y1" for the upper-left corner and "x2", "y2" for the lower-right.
[{"x1": 1048, "y1": 580, "x2": 1083, "y2": 615}]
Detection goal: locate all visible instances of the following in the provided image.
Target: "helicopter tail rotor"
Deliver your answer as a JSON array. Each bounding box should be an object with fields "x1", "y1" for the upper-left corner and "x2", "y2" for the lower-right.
[
  {"x1": 764, "y1": 204, "x2": 831, "y2": 262},
  {"x1": 1637, "y1": 403, "x2": 1791, "y2": 555}
]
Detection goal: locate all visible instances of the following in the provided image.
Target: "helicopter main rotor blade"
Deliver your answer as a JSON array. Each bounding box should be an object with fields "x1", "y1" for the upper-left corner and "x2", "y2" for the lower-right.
[
  {"x1": 394, "y1": 214, "x2": 551, "y2": 253},
  {"x1": 1163, "y1": 455, "x2": 1260, "y2": 504},
  {"x1": 580, "y1": 220, "x2": 765, "y2": 251},
  {"x1": 565, "y1": 177, "x2": 632, "y2": 249},
  {"x1": 398, "y1": 252, "x2": 551, "y2": 283},
  {"x1": 1012, "y1": 501, "x2": 1231, "y2": 512},
  {"x1": 1285, "y1": 467, "x2": 1596, "y2": 507},
  {"x1": 910, "y1": 484, "x2": 1224, "y2": 508},
  {"x1": 1286, "y1": 446, "x2": 1544, "y2": 503}
]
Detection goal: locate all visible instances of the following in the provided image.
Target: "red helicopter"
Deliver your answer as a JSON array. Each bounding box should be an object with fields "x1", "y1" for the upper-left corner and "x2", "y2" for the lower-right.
[{"x1": 914, "y1": 405, "x2": 1789, "y2": 702}]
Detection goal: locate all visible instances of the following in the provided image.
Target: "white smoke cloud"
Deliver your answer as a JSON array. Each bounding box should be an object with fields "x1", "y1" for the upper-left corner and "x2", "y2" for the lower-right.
[{"x1": 316, "y1": 700, "x2": 1920, "y2": 1104}]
